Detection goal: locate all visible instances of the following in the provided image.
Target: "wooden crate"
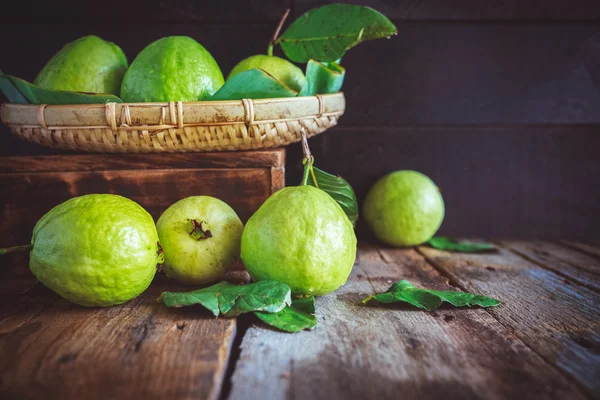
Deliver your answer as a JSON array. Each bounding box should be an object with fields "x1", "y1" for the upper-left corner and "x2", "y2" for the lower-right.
[{"x1": 0, "y1": 149, "x2": 285, "y2": 276}]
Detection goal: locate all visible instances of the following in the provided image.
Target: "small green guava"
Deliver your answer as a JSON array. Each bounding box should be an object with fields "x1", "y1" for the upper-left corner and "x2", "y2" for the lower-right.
[
  {"x1": 241, "y1": 185, "x2": 357, "y2": 296},
  {"x1": 363, "y1": 170, "x2": 445, "y2": 247},
  {"x1": 156, "y1": 196, "x2": 243, "y2": 285},
  {"x1": 34, "y1": 35, "x2": 128, "y2": 95},
  {"x1": 27, "y1": 194, "x2": 161, "y2": 307},
  {"x1": 228, "y1": 54, "x2": 306, "y2": 92}
]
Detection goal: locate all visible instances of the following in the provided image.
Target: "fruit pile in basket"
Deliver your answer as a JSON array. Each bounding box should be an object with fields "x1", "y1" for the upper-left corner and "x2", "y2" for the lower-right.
[{"x1": 0, "y1": 5, "x2": 397, "y2": 104}]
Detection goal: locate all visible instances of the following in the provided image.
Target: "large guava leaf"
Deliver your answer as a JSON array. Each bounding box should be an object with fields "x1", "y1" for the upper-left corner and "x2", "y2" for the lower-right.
[{"x1": 277, "y1": 4, "x2": 397, "y2": 63}]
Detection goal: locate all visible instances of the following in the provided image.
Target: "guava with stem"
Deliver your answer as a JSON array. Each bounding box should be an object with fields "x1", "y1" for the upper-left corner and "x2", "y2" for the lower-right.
[
  {"x1": 156, "y1": 196, "x2": 244, "y2": 285},
  {"x1": 228, "y1": 8, "x2": 306, "y2": 93},
  {"x1": 241, "y1": 132, "x2": 357, "y2": 296}
]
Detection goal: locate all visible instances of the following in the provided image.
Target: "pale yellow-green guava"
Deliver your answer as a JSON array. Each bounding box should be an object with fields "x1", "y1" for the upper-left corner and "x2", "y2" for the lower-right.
[
  {"x1": 34, "y1": 35, "x2": 128, "y2": 95},
  {"x1": 363, "y1": 170, "x2": 445, "y2": 247},
  {"x1": 241, "y1": 185, "x2": 356, "y2": 296},
  {"x1": 156, "y1": 196, "x2": 243, "y2": 285},
  {"x1": 29, "y1": 194, "x2": 160, "y2": 307},
  {"x1": 121, "y1": 36, "x2": 224, "y2": 102},
  {"x1": 228, "y1": 54, "x2": 306, "y2": 92}
]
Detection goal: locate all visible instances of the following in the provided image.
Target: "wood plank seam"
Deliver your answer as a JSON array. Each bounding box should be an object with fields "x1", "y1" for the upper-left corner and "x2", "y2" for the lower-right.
[
  {"x1": 495, "y1": 242, "x2": 600, "y2": 293},
  {"x1": 415, "y1": 246, "x2": 598, "y2": 399},
  {"x1": 557, "y1": 241, "x2": 600, "y2": 262}
]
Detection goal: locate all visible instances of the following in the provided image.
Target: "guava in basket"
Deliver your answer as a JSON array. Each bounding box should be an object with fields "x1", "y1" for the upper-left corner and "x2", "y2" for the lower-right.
[
  {"x1": 121, "y1": 36, "x2": 224, "y2": 102},
  {"x1": 34, "y1": 35, "x2": 128, "y2": 96},
  {"x1": 228, "y1": 55, "x2": 306, "y2": 93}
]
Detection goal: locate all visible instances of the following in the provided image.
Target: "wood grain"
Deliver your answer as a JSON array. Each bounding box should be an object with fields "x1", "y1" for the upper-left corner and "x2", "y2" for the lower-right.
[
  {"x1": 227, "y1": 245, "x2": 587, "y2": 400},
  {"x1": 287, "y1": 125, "x2": 600, "y2": 239},
  {"x1": 0, "y1": 168, "x2": 270, "y2": 244},
  {"x1": 294, "y1": 0, "x2": 600, "y2": 20},
  {"x1": 560, "y1": 241, "x2": 600, "y2": 259},
  {"x1": 0, "y1": 0, "x2": 291, "y2": 23},
  {"x1": 336, "y1": 23, "x2": 600, "y2": 126},
  {"x1": 500, "y1": 240, "x2": 600, "y2": 291},
  {"x1": 0, "y1": 149, "x2": 285, "y2": 173},
  {"x1": 0, "y1": 275, "x2": 237, "y2": 400},
  {"x1": 418, "y1": 244, "x2": 600, "y2": 396}
]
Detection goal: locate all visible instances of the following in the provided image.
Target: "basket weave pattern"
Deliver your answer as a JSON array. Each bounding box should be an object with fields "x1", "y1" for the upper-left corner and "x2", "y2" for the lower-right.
[{"x1": 1, "y1": 93, "x2": 345, "y2": 153}]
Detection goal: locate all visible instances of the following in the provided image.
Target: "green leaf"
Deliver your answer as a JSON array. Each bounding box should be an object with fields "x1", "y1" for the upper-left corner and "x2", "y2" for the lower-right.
[
  {"x1": 1, "y1": 74, "x2": 122, "y2": 105},
  {"x1": 277, "y1": 4, "x2": 397, "y2": 63},
  {"x1": 210, "y1": 68, "x2": 298, "y2": 101},
  {"x1": 427, "y1": 237, "x2": 497, "y2": 253},
  {"x1": 158, "y1": 280, "x2": 292, "y2": 317},
  {"x1": 363, "y1": 280, "x2": 500, "y2": 311},
  {"x1": 306, "y1": 165, "x2": 358, "y2": 225},
  {"x1": 0, "y1": 70, "x2": 29, "y2": 104},
  {"x1": 255, "y1": 296, "x2": 317, "y2": 333},
  {"x1": 299, "y1": 60, "x2": 345, "y2": 96}
]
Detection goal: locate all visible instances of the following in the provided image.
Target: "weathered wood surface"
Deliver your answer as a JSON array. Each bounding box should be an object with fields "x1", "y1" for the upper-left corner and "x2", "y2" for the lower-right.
[
  {"x1": 0, "y1": 274, "x2": 239, "y2": 400},
  {"x1": 418, "y1": 243, "x2": 600, "y2": 396},
  {"x1": 500, "y1": 240, "x2": 600, "y2": 291},
  {"x1": 227, "y1": 244, "x2": 588, "y2": 400},
  {"x1": 0, "y1": 149, "x2": 285, "y2": 173},
  {"x1": 560, "y1": 241, "x2": 600, "y2": 260}
]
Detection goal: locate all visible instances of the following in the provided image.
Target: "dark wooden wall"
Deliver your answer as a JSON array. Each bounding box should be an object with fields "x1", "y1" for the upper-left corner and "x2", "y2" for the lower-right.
[{"x1": 1, "y1": 0, "x2": 599, "y2": 239}]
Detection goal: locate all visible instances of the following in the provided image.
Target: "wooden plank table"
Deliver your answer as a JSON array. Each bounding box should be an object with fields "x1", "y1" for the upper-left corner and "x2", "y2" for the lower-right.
[{"x1": 1, "y1": 241, "x2": 598, "y2": 399}]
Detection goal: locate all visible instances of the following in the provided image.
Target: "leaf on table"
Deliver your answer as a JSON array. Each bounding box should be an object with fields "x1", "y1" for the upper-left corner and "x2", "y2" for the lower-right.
[
  {"x1": 0, "y1": 70, "x2": 29, "y2": 104},
  {"x1": 255, "y1": 296, "x2": 317, "y2": 333},
  {"x1": 277, "y1": 4, "x2": 397, "y2": 63},
  {"x1": 158, "y1": 280, "x2": 292, "y2": 317},
  {"x1": 1, "y1": 74, "x2": 122, "y2": 104},
  {"x1": 210, "y1": 68, "x2": 298, "y2": 101},
  {"x1": 363, "y1": 280, "x2": 500, "y2": 311},
  {"x1": 426, "y1": 237, "x2": 497, "y2": 253},
  {"x1": 299, "y1": 60, "x2": 345, "y2": 96},
  {"x1": 306, "y1": 165, "x2": 358, "y2": 226}
]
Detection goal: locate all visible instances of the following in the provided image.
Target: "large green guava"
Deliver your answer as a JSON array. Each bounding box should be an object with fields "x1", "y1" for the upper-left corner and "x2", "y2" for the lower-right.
[
  {"x1": 228, "y1": 54, "x2": 306, "y2": 93},
  {"x1": 121, "y1": 36, "x2": 224, "y2": 102},
  {"x1": 241, "y1": 185, "x2": 357, "y2": 296},
  {"x1": 363, "y1": 170, "x2": 445, "y2": 247},
  {"x1": 34, "y1": 35, "x2": 128, "y2": 95},
  {"x1": 156, "y1": 196, "x2": 243, "y2": 285},
  {"x1": 29, "y1": 194, "x2": 161, "y2": 307}
]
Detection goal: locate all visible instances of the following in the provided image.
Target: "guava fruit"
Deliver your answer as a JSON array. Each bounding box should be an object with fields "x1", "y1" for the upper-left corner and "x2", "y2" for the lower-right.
[
  {"x1": 34, "y1": 35, "x2": 128, "y2": 95},
  {"x1": 241, "y1": 185, "x2": 356, "y2": 296},
  {"x1": 26, "y1": 194, "x2": 161, "y2": 307},
  {"x1": 156, "y1": 196, "x2": 243, "y2": 285},
  {"x1": 228, "y1": 55, "x2": 306, "y2": 92},
  {"x1": 363, "y1": 170, "x2": 445, "y2": 247},
  {"x1": 121, "y1": 36, "x2": 224, "y2": 102}
]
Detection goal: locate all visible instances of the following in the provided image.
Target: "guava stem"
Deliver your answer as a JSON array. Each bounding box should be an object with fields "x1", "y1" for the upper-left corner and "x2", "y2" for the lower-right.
[
  {"x1": 268, "y1": 7, "x2": 291, "y2": 54},
  {"x1": 188, "y1": 219, "x2": 212, "y2": 241},
  {"x1": 300, "y1": 128, "x2": 315, "y2": 186},
  {"x1": 0, "y1": 244, "x2": 33, "y2": 255}
]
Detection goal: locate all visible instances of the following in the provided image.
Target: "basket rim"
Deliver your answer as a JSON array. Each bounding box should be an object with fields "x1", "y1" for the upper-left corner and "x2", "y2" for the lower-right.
[{"x1": 0, "y1": 92, "x2": 345, "y2": 131}]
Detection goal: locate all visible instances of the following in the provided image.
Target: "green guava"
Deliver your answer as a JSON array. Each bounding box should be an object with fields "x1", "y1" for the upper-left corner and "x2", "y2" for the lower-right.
[
  {"x1": 34, "y1": 35, "x2": 128, "y2": 95},
  {"x1": 363, "y1": 170, "x2": 445, "y2": 247},
  {"x1": 241, "y1": 186, "x2": 357, "y2": 296},
  {"x1": 156, "y1": 196, "x2": 243, "y2": 285},
  {"x1": 121, "y1": 36, "x2": 224, "y2": 102},
  {"x1": 29, "y1": 194, "x2": 161, "y2": 307},
  {"x1": 228, "y1": 55, "x2": 306, "y2": 93}
]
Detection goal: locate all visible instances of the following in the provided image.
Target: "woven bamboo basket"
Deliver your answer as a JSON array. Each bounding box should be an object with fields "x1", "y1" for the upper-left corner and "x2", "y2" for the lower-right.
[{"x1": 0, "y1": 93, "x2": 345, "y2": 153}]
